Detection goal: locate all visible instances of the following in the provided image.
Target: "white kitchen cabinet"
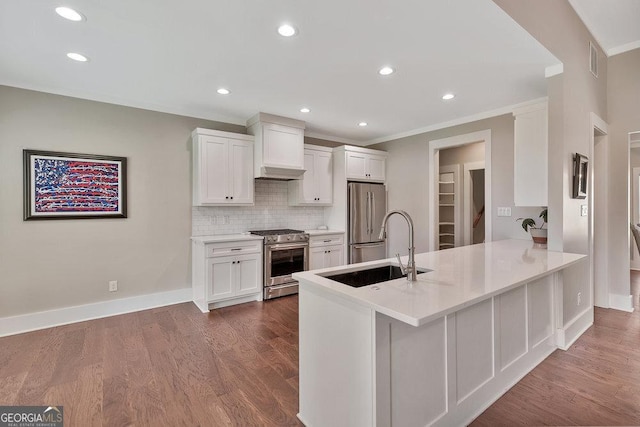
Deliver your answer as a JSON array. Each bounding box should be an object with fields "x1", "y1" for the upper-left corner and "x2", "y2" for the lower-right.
[
  {"x1": 207, "y1": 253, "x2": 261, "y2": 301},
  {"x1": 309, "y1": 233, "x2": 345, "y2": 270},
  {"x1": 191, "y1": 236, "x2": 263, "y2": 312},
  {"x1": 513, "y1": 102, "x2": 548, "y2": 206},
  {"x1": 247, "y1": 112, "x2": 306, "y2": 180},
  {"x1": 289, "y1": 145, "x2": 333, "y2": 206},
  {"x1": 192, "y1": 128, "x2": 254, "y2": 206},
  {"x1": 346, "y1": 151, "x2": 386, "y2": 182}
]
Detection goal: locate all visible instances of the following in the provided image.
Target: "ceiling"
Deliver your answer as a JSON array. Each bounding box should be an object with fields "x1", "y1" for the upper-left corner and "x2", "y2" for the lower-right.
[
  {"x1": 0, "y1": 0, "x2": 560, "y2": 145},
  {"x1": 568, "y1": 0, "x2": 640, "y2": 56}
]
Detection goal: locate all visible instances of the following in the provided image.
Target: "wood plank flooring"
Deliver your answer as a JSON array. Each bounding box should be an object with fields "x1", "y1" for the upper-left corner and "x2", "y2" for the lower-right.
[
  {"x1": 3, "y1": 272, "x2": 640, "y2": 426},
  {"x1": 0, "y1": 296, "x2": 302, "y2": 426}
]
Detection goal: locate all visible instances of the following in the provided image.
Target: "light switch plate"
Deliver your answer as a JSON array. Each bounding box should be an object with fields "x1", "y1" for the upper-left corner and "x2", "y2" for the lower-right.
[
  {"x1": 497, "y1": 207, "x2": 512, "y2": 217},
  {"x1": 581, "y1": 205, "x2": 588, "y2": 216}
]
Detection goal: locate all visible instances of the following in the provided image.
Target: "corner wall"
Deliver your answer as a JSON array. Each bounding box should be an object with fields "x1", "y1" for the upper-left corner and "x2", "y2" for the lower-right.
[{"x1": 492, "y1": 0, "x2": 609, "y2": 324}]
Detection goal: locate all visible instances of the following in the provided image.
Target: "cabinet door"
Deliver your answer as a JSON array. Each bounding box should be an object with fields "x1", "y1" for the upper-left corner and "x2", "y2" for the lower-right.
[
  {"x1": 200, "y1": 136, "x2": 229, "y2": 204},
  {"x1": 514, "y1": 106, "x2": 547, "y2": 206},
  {"x1": 315, "y1": 151, "x2": 333, "y2": 204},
  {"x1": 300, "y1": 151, "x2": 317, "y2": 203},
  {"x1": 367, "y1": 155, "x2": 386, "y2": 182},
  {"x1": 309, "y1": 246, "x2": 327, "y2": 270},
  {"x1": 263, "y1": 123, "x2": 304, "y2": 169},
  {"x1": 207, "y1": 256, "x2": 234, "y2": 302},
  {"x1": 234, "y1": 254, "x2": 261, "y2": 296},
  {"x1": 346, "y1": 152, "x2": 367, "y2": 180},
  {"x1": 326, "y1": 246, "x2": 344, "y2": 268},
  {"x1": 229, "y1": 140, "x2": 254, "y2": 204}
]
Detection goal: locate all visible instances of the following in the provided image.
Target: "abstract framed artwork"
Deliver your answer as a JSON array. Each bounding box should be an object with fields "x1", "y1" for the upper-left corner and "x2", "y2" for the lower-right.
[{"x1": 23, "y1": 149, "x2": 127, "y2": 220}]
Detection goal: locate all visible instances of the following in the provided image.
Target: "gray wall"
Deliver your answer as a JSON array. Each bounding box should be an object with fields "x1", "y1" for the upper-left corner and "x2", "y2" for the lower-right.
[
  {"x1": 371, "y1": 114, "x2": 540, "y2": 257},
  {"x1": 608, "y1": 48, "x2": 640, "y2": 297},
  {"x1": 0, "y1": 85, "x2": 245, "y2": 317}
]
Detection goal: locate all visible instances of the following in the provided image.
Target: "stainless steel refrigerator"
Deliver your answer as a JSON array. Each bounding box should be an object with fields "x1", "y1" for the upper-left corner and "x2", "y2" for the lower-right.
[{"x1": 348, "y1": 182, "x2": 387, "y2": 263}]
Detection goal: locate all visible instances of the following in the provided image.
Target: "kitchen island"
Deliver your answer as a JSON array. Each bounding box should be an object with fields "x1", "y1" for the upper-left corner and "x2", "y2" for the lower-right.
[{"x1": 293, "y1": 239, "x2": 586, "y2": 427}]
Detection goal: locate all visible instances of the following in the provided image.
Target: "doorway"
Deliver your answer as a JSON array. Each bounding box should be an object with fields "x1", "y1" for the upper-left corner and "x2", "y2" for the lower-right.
[{"x1": 428, "y1": 130, "x2": 492, "y2": 252}]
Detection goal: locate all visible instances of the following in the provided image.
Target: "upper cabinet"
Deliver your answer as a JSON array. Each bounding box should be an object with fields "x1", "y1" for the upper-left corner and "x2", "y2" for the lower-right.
[
  {"x1": 513, "y1": 102, "x2": 548, "y2": 206},
  {"x1": 338, "y1": 146, "x2": 387, "y2": 182},
  {"x1": 289, "y1": 145, "x2": 333, "y2": 206},
  {"x1": 192, "y1": 128, "x2": 254, "y2": 206},
  {"x1": 247, "y1": 113, "x2": 306, "y2": 180}
]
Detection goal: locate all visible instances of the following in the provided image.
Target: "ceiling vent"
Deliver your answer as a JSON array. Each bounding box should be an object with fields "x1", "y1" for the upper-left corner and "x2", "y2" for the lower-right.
[{"x1": 589, "y1": 42, "x2": 598, "y2": 78}]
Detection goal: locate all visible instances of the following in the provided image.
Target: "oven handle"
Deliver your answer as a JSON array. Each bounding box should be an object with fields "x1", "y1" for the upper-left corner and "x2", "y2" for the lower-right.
[{"x1": 268, "y1": 242, "x2": 309, "y2": 250}]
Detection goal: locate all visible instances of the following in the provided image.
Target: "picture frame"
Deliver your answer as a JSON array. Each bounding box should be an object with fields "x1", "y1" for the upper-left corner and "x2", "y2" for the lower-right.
[
  {"x1": 572, "y1": 153, "x2": 588, "y2": 199},
  {"x1": 23, "y1": 149, "x2": 128, "y2": 220}
]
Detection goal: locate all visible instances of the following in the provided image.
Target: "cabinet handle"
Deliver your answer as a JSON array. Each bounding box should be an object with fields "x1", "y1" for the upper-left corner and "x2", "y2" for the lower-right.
[
  {"x1": 225, "y1": 196, "x2": 229, "y2": 200},
  {"x1": 231, "y1": 248, "x2": 242, "y2": 251},
  {"x1": 230, "y1": 196, "x2": 233, "y2": 200}
]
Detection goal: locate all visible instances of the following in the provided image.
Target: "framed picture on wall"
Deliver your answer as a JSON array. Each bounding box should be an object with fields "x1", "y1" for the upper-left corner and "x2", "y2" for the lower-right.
[
  {"x1": 572, "y1": 153, "x2": 588, "y2": 199},
  {"x1": 23, "y1": 149, "x2": 128, "y2": 220}
]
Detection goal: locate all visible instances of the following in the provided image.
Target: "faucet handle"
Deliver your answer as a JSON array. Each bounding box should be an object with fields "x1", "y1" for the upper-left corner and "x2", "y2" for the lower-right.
[{"x1": 395, "y1": 253, "x2": 407, "y2": 274}]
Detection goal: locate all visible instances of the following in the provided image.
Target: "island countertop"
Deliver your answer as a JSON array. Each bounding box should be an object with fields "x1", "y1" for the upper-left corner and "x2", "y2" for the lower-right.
[{"x1": 293, "y1": 239, "x2": 586, "y2": 326}]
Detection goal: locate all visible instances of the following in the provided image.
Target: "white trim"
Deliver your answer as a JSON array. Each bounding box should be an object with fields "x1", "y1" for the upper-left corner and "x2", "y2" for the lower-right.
[
  {"x1": 608, "y1": 40, "x2": 640, "y2": 57},
  {"x1": 463, "y1": 161, "x2": 486, "y2": 246},
  {"x1": 364, "y1": 98, "x2": 547, "y2": 146},
  {"x1": 428, "y1": 130, "x2": 492, "y2": 252},
  {"x1": 304, "y1": 131, "x2": 362, "y2": 146},
  {"x1": 555, "y1": 307, "x2": 593, "y2": 351},
  {"x1": 609, "y1": 294, "x2": 634, "y2": 313},
  {"x1": 590, "y1": 112, "x2": 609, "y2": 310},
  {"x1": 544, "y1": 63, "x2": 564, "y2": 78},
  {"x1": 0, "y1": 288, "x2": 191, "y2": 338}
]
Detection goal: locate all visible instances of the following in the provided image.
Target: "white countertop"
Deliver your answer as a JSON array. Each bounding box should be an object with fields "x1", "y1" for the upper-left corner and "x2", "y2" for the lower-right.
[
  {"x1": 305, "y1": 229, "x2": 345, "y2": 236},
  {"x1": 191, "y1": 234, "x2": 264, "y2": 243},
  {"x1": 293, "y1": 239, "x2": 586, "y2": 327}
]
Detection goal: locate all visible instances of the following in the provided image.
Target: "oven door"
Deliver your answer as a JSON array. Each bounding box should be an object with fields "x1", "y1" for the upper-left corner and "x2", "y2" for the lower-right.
[{"x1": 265, "y1": 242, "x2": 309, "y2": 287}]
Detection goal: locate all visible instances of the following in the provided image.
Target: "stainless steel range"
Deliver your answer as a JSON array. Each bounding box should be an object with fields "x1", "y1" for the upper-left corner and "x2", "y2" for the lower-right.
[{"x1": 249, "y1": 229, "x2": 309, "y2": 300}]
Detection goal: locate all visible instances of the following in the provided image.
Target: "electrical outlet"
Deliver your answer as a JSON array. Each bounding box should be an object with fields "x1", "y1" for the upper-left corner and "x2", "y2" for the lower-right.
[
  {"x1": 109, "y1": 280, "x2": 118, "y2": 292},
  {"x1": 581, "y1": 205, "x2": 588, "y2": 217},
  {"x1": 577, "y1": 292, "x2": 582, "y2": 306},
  {"x1": 497, "y1": 207, "x2": 512, "y2": 217}
]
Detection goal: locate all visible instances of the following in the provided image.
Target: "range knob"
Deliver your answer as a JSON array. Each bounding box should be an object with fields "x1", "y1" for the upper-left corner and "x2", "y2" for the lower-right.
[{"x1": 287, "y1": 236, "x2": 291, "y2": 240}]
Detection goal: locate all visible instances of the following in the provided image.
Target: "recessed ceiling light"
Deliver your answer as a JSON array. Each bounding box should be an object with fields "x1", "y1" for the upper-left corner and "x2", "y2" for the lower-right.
[
  {"x1": 378, "y1": 66, "x2": 394, "y2": 76},
  {"x1": 217, "y1": 88, "x2": 230, "y2": 95},
  {"x1": 66, "y1": 52, "x2": 88, "y2": 62},
  {"x1": 300, "y1": 107, "x2": 310, "y2": 113},
  {"x1": 278, "y1": 24, "x2": 297, "y2": 37},
  {"x1": 442, "y1": 93, "x2": 455, "y2": 100},
  {"x1": 55, "y1": 6, "x2": 84, "y2": 21},
  {"x1": 358, "y1": 122, "x2": 368, "y2": 127}
]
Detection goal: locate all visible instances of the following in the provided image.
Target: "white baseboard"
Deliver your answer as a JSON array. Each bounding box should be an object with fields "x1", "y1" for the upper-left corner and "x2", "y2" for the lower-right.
[
  {"x1": 609, "y1": 293, "x2": 634, "y2": 312},
  {"x1": 0, "y1": 288, "x2": 192, "y2": 338},
  {"x1": 556, "y1": 307, "x2": 593, "y2": 351}
]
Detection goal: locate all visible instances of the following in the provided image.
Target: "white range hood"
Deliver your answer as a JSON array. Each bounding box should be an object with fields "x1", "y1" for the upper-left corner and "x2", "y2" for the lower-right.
[{"x1": 247, "y1": 112, "x2": 306, "y2": 180}]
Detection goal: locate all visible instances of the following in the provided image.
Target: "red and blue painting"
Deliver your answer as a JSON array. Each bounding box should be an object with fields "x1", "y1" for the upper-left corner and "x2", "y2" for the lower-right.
[{"x1": 24, "y1": 150, "x2": 127, "y2": 220}]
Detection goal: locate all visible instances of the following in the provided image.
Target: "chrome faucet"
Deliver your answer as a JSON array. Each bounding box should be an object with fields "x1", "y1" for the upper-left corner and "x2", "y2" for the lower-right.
[{"x1": 379, "y1": 210, "x2": 417, "y2": 282}]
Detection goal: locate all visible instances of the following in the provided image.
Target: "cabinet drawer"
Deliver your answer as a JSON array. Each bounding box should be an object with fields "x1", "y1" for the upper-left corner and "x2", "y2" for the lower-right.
[
  {"x1": 205, "y1": 241, "x2": 262, "y2": 258},
  {"x1": 310, "y1": 234, "x2": 344, "y2": 247}
]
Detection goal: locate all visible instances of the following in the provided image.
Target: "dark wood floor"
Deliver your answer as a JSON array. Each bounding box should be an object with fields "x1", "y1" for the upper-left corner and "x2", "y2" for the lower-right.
[
  {"x1": 2, "y1": 273, "x2": 640, "y2": 426},
  {"x1": 0, "y1": 296, "x2": 302, "y2": 426}
]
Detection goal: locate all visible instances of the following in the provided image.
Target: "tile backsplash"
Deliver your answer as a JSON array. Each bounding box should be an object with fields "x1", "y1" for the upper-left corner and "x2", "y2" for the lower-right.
[{"x1": 192, "y1": 180, "x2": 326, "y2": 236}]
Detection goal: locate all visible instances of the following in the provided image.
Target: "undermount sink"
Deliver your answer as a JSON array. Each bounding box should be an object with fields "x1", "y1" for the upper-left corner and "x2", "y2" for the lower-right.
[{"x1": 323, "y1": 264, "x2": 431, "y2": 288}]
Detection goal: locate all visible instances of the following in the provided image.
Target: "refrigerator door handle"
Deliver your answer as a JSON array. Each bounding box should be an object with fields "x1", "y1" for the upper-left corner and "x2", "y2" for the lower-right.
[
  {"x1": 371, "y1": 191, "x2": 376, "y2": 237},
  {"x1": 366, "y1": 191, "x2": 371, "y2": 235}
]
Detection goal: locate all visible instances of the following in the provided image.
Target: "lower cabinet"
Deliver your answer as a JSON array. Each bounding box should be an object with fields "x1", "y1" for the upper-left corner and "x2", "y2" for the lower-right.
[
  {"x1": 192, "y1": 238, "x2": 263, "y2": 312},
  {"x1": 207, "y1": 254, "x2": 261, "y2": 301},
  {"x1": 309, "y1": 233, "x2": 345, "y2": 270}
]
